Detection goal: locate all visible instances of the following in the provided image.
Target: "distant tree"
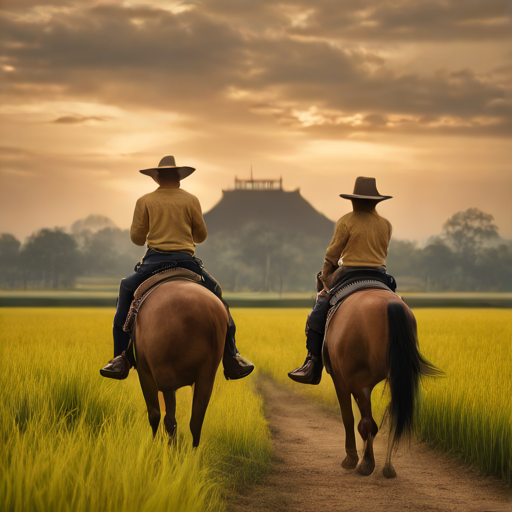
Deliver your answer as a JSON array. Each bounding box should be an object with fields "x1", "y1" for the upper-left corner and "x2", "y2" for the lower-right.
[
  {"x1": 79, "y1": 227, "x2": 145, "y2": 277},
  {"x1": 415, "y1": 208, "x2": 504, "y2": 291},
  {"x1": 195, "y1": 230, "x2": 242, "y2": 291},
  {"x1": 419, "y1": 241, "x2": 458, "y2": 291},
  {"x1": 386, "y1": 239, "x2": 421, "y2": 277},
  {"x1": 21, "y1": 229, "x2": 81, "y2": 288},
  {"x1": 475, "y1": 242, "x2": 512, "y2": 291},
  {"x1": 71, "y1": 214, "x2": 118, "y2": 237},
  {"x1": 238, "y1": 225, "x2": 287, "y2": 292},
  {"x1": 441, "y1": 208, "x2": 500, "y2": 256},
  {"x1": 0, "y1": 234, "x2": 21, "y2": 288},
  {"x1": 196, "y1": 224, "x2": 325, "y2": 293}
]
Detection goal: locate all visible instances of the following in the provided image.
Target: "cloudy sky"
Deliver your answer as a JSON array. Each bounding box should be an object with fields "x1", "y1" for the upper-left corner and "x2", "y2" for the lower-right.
[{"x1": 1, "y1": 0, "x2": 511, "y2": 243}]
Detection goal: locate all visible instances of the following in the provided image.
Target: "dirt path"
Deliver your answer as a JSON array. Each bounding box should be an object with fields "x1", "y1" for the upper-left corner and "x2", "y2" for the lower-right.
[{"x1": 230, "y1": 377, "x2": 512, "y2": 512}]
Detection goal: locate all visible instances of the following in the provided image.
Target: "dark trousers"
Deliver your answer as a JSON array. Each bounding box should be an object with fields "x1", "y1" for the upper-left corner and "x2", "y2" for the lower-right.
[
  {"x1": 113, "y1": 249, "x2": 237, "y2": 357},
  {"x1": 305, "y1": 266, "x2": 392, "y2": 358},
  {"x1": 305, "y1": 293, "x2": 330, "y2": 358}
]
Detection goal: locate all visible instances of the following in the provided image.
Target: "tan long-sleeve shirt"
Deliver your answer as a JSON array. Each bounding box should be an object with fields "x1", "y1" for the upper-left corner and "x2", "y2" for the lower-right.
[
  {"x1": 130, "y1": 188, "x2": 207, "y2": 255},
  {"x1": 325, "y1": 210, "x2": 392, "y2": 269}
]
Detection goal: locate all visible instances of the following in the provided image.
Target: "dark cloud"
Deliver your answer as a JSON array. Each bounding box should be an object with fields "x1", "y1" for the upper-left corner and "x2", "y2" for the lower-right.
[
  {"x1": 1, "y1": 0, "x2": 82, "y2": 9},
  {"x1": 1, "y1": 5, "x2": 246, "y2": 107},
  {"x1": 52, "y1": 115, "x2": 107, "y2": 123},
  {"x1": 200, "y1": 0, "x2": 512, "y2": 42},
  {"x1": 286, "y1": 0, "x2": 512, "y2": 42},
  {"x1": 0, "y1": 0, "x2": 510, "y2": 138}
]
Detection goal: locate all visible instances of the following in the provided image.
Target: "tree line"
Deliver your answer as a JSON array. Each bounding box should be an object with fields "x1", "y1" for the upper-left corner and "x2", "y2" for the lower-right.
[
  {"x1": 387, "y1": 208, "x2": 512, "y2": 291},
  {"x1": 0, "y1": 219, "x2": 145, "y2": 289},
  {"x1": 0, "y1": 208, "x2": 511, "y2": 292}
]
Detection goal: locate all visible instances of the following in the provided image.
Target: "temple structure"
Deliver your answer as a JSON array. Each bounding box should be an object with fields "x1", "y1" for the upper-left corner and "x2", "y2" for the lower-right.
[
  {"x1": 203, "y1": 176, "x2": 334, "y2": 238},
  {"x1": 199, "y1": 175, "x2": 335, "y2": 291}
]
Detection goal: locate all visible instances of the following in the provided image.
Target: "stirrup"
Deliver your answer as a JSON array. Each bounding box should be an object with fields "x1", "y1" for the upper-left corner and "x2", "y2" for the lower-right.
[
  {"x1": 223, "y1": 354, "x2": 255, "y2": 380},
  {"x1": 288, "y1": 353, "x2": 323, "y2": 385},
  {"x1": 99, "y1": 352, "x2": 131, "y2": 380}
]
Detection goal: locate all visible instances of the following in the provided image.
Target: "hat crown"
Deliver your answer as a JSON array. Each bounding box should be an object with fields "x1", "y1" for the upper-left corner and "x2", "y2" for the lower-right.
[
  {"x1": 339, "y1": 176, "x2": 391, "y2": 202},
  {"x1": 158, "y1": 155, "x2": 177, "y2": 168},
  {"x1": 353, "y1": 177, "x2": 381, "y2": 197},
  {"x1": 139, "y1": 155, "x2": 196, "y2": 179}
]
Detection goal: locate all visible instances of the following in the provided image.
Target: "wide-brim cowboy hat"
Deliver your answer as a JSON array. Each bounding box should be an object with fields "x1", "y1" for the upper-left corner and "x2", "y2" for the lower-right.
[
  {"x1": 340, "y1": 176, "x2": 392, "y2": 202},
  {"x1": 140, "y1": 155, "x2": 195, "y2": 180}
]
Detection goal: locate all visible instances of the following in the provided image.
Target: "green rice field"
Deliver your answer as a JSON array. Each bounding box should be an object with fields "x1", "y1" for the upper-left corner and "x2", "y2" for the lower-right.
[{"x1": 1, "y1": 307, "x2": 511, "y2": 512}]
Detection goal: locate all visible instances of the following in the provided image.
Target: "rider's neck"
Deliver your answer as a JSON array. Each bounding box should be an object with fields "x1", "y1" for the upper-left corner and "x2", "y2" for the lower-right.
[
  {"x1": 158, "y1": 181, "x2": 181, "y2": 190},
  {"x1": 351, "y1": 199, "x2": 377, "y2": 213}
]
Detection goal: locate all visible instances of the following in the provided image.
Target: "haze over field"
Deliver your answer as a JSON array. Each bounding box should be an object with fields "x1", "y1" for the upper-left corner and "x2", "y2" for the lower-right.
[{"x1": 1, "y1": 0, "x2": 511, "y2": 241}]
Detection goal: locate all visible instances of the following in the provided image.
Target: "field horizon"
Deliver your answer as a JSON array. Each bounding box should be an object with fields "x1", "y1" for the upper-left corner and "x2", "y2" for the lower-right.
[{"x1": 1, "y1": 288, "x2": 512, "y2": 308}]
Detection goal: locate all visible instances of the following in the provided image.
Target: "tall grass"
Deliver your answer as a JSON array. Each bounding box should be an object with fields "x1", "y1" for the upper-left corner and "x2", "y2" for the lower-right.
[
  {"x1": 0, "y1": 308, "x2": 272, "y2": 512},
  {"x1": 2, "y1": 305, "x2": 510, "y2": 510},
  {"x1": 413, "y1": 309, "x2": 512, "y2": 486},
  {"x1": 236, "y1": 308, "x2": 512, "y2": 486}
]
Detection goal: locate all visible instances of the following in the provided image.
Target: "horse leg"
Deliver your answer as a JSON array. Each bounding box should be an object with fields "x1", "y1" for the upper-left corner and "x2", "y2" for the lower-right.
[
  {"x1": 162, "y1": 390, "x2": 177, "y2": 445},
  {"x1": 383, "y1": 432, "x2": 397, "y2": 478},
  {"x1": 354, "y1": 387, "x2": 378, "y2": 476},
  {"x1": 189, "y1": 378, "x2": 214, "y2": 448},
  {"x1": 332, "y1": 374, "x2": 359, "y2": 469},
  {"x1": 138, "y1": 365, "x2": 161, "y2": 437}
]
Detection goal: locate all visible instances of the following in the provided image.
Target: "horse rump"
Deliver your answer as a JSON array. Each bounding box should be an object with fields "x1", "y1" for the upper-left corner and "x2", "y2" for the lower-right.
[{"x1": 386, "y1": 301, "x2": 443, "y2": 451}]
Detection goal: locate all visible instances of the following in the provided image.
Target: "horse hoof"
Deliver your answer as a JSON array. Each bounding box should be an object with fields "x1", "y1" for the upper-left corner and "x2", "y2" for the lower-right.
[
  {"x1": 341, "y1": 455, "x2": 359, "y2": 469},
  {"x1": 382, "y1": 463, "x2": 396, "y2": 479},
  {"x1": 356, "y1": 458, "x2": 375, "y2": 476}
]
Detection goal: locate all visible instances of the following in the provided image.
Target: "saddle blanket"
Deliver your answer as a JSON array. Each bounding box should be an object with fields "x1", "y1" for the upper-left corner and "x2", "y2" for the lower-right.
[
  {"x1": 123, "y1": 267, "x2": 202, "y2": 333},
  {"x1": 329, "y1": 279, "x2": 393, "y2": 306}
]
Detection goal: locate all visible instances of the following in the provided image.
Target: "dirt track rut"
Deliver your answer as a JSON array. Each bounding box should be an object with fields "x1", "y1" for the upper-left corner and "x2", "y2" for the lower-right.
[{"x1": 229, "y1": 377, "x2": 512, "y2": 512}]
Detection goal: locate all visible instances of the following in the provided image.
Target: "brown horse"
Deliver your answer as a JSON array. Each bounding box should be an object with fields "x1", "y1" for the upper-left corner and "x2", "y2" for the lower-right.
[
  {"x1": 323, "y1": 288, "x2": 441, "y2": 477},
  {"x1": 134, "y1": 279, "x2": 228, "y2": 447}
]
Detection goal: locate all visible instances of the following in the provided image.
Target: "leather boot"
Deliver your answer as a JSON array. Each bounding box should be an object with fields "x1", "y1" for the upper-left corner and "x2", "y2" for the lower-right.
[
  {"x1": 223, "y1": 313, "x2": 254, "y2": 380},
  {"x1": 100, "y1": 351, "x2": 131, "y2": 380},
  {"x1": 222, "y1": 301, "x2": 254, "y2": 380},
  {"x1": 288, "y1": 352, "x2": 323, "y2": 385},
  {"x1": 223, "y1": 352, "x2": 255, "y2": 380}
]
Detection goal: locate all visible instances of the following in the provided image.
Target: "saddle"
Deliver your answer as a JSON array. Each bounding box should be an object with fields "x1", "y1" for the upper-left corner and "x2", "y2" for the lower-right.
[
  {"x1": 328, "y1": 268, "x2": 396, "y2": 297},
  {"x1": 123, "y1": 267, "x2": 202, "y2": 333}
]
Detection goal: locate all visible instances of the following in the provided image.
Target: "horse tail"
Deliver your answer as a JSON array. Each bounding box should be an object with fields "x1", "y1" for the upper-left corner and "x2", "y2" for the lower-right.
[{"x1": 387, "y1": 302, "x2": 443, "y2": 450}]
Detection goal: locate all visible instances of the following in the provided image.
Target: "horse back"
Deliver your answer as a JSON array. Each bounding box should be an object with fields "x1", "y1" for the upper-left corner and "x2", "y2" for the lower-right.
[
  {"x1": 135, "y1": 280, "x2": 228, "y2": 391},
  {"x1": 326, "y1": 289, "x2": 408, "y2": 390}
]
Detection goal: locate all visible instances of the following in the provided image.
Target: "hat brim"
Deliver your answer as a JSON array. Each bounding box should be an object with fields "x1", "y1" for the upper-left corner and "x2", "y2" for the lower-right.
[
  {"x1": 140, "y1": 166, "x2": 195, "y2": 180},
  {"x1": 340, "y1": 193, "x2": 392, "y2": 202}
]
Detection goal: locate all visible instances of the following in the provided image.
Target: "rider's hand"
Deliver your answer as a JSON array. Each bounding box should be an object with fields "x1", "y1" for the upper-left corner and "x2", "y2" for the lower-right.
[{"x1": 317, "y1": 289, "x2": 328, "y2": 299}]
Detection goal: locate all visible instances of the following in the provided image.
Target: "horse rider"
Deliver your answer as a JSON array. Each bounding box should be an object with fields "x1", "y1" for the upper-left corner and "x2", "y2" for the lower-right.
[
  {"x1": 288, "y1": 177, "x2": 394, "y2": 385},
  {"x1": 100, "y1": 156, "x2": 254, "y2": 380}
]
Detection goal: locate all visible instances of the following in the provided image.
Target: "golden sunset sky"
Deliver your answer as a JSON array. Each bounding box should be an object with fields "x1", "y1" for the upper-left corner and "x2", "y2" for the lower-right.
[{"x1": 1, "y1": 0, "x2": 511, "y2": 242}]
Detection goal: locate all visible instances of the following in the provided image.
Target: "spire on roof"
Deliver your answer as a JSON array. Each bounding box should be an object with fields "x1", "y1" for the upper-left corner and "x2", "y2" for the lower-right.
[{"x1": 234, "y1": 168, "x2": 283, "y2": 190}]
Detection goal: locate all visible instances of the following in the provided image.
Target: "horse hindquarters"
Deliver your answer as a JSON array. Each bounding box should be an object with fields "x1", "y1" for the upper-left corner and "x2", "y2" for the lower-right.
[{"x1": 136, "y1": 281, "x2": 227, "y2": 446}]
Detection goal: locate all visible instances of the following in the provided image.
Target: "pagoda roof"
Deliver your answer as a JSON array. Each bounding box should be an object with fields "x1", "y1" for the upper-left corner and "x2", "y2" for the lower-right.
[{"x1": 203, "y1": 187, "x2": 334, "y2": 237}]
